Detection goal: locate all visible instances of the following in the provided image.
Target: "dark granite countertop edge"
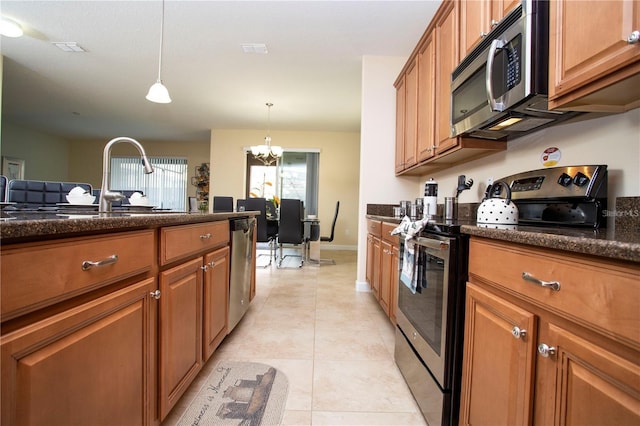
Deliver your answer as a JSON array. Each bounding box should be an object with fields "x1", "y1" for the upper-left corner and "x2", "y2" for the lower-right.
[
  {"x1": 460, "y1": 225, "x2": 640, "y2": 264},
  {"x1": 0, "y1": 212, "x2": 258, "y2": 244}
]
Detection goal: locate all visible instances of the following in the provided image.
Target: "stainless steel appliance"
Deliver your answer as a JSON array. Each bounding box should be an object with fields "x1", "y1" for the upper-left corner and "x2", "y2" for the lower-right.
[
  {"x1": 493, "y1": 164, "x2": 608, "y2": 228},
  {"x1": 450, "y1": 0, "x2": 580, "y2": 140},
  {"x1": 228, "y1": 217, "x2": 255, "y2": 332},
  {"x1": 395, "y1": 223, "x2": 468, "y2": 426},
  {"x1": 394, "y1": 165, "x2": 608, "y2": 425}
]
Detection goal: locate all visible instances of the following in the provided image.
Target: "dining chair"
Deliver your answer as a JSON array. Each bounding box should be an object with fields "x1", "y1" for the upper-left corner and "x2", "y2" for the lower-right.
[
  {"x1": 0, "y1": 176, "x2": 7, "y2": 202},
  {"x1": 245, "y1": 197, "x2": 277, "y2": 266},
  {"x1": 213, "y1": 196, "x2": 234, "y2": 213},
  {"x1": 277, "y1": 198, "x2": 305, "y2": 268},
  {"x1": 319, "y1": 200, "x2": 340, "y2": 264}
]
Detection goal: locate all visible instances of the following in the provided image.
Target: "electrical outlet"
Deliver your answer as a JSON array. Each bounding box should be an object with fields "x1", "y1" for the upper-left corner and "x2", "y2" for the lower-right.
[{"x1": 487, "y1": 177, "x2": 494, "y2": 186}]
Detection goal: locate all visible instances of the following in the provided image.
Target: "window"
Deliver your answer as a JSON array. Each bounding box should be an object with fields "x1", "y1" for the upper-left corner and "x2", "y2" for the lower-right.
[
  {"x1": 110, "y1": 156, "x2": 188, "y2": 211},
  {"x1": 245, "y1": 150, "x2": 319, "y2": 215}
]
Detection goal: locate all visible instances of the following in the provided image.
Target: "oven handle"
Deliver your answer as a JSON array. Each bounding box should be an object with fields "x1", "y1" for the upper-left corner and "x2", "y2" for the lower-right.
[
  {"x1": 486, "y1": 38, "x2": 506, "y2": 112},
  {"x1": 411, "y1": 236, "x2": 450, "y2": 251}
]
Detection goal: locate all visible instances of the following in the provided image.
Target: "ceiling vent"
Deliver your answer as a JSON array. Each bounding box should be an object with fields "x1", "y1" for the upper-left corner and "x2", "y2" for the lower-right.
[
  {"x1": 52, "y1": 42, "x2": 86, "y2": 52},
  {"x1": 241, "y1": 43, "x2": 268, "y2": 54}
]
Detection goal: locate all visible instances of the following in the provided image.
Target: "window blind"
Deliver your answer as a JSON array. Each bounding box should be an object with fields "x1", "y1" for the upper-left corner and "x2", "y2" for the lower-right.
[{"x1": 110, "y1": 156, "x2": 188, "y2": 211}]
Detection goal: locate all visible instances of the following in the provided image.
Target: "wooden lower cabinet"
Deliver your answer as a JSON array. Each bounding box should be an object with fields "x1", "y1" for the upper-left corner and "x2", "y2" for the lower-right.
[
  {"x1": 203, "y1": 246, "x2": 230, "y2": 361},
  {"x1": 535, "y1": 321, "x2": 640, "y2": 425},
  {"x1": 158, "y1": 245, "x2": 231, "y2": 420},
  {"x1": 366, "y1": 219, "x2": 400, "y2": 323},
  {"x1": 459, "y1": 237, "x2": 640, "y2": 426},
  {"x1": 460, "y1": 283, "x2": 537, "y2": 425},
  {"x1": 1, "y1": 277, "x2": 157, "y2": 426},
  {"x1": 158, "y1": 258, "x2": 204, "y2": 420}
]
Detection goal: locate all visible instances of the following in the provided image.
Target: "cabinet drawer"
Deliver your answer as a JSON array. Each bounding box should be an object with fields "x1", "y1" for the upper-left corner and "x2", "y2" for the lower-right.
[
  {"x1": 367, "y1": 219, "x2": 382, "y2": 237},
  {"x1": 382, "y1": 222, "x2": 399, "y2": 245},
  {"x1": 160, "y1": 221, "x2": 229, "y2": 265},
  {"x1": 1, "y1": 230, "x2": 155, "y2": 320},
  {"x1": 468, "y1": 237, "x2": 640, "y2": 346}
]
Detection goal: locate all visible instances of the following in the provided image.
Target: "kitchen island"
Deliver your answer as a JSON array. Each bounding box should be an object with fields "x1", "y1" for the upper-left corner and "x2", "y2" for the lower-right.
[{"x1": 0, "y1": 211, "x2": 257, "y2": 425}]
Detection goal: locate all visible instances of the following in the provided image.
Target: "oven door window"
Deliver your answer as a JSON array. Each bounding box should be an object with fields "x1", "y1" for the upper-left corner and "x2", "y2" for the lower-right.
[{"x1": 398, "y1": 244, "x2": 448, "y2": 356}]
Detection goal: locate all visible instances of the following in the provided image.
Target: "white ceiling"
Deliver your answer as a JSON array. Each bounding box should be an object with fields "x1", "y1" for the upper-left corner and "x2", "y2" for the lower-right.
[{"x1": 2, "y1": 0, "x2": 441, "y2": 143}]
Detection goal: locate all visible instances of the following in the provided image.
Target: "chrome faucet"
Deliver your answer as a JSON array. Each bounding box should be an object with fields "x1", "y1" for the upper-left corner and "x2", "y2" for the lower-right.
[{"x1": 99, "y1": 137, "x2": 154, "y2": 212}]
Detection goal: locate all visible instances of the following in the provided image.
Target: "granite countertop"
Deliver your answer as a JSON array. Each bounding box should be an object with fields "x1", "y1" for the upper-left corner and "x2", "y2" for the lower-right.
[
  {"x1": 0, "y1": 211, "x2": 258, "y2": 244},
  {"x1": 366, "y1": 214, "x2": 640, "y2": 264}
]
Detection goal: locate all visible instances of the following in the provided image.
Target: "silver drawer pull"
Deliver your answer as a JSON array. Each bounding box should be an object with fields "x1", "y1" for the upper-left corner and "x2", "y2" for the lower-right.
[
  {"x1": 200, "y1": 233, "x2": 212, "y2": 240},
  {"x1": 538, "y1": 343, "x2": 556, "y2": 358},
  {"x1": 150, "y1": 290, "x2": 161, "y2": 300},
  {"x1": 511, "y1": 326, "x2": 526, "y2": 339},
  {"x1": 522, "y1": 272, "x2": 560, "y2": 291},
  {"x1": 82, "y1": 254, "x2": 118, "y2": 271}
]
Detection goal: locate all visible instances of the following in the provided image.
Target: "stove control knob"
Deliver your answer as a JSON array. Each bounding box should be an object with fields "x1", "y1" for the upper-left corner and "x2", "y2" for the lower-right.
[
  {"x1": 573, "y1": 172, "x2": 590, "y2": 187},
  {"x1": 557, "y1": 173, "x2": 572, "y2": 187}
]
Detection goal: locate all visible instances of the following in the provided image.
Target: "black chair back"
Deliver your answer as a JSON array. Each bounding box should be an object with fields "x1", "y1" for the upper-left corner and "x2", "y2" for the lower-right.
[
  {"x1": 278, "y1": 199, "x2": 304, "y2": 245},
  {"x1": 321, "y1": 201, "x2": 340, "y2": 242},
  {"x1": 213, "y1": 196, "x2": 234, "y2": 213},
  {"x1": 245, "y1": 197, "x2": 269, "y2": 242},
  {"x1": 0, "y1": 175, "x2": 7, "y2": 202},
  {"x1": 8, "y1": 180, "x2": 93, "y2": 207}
]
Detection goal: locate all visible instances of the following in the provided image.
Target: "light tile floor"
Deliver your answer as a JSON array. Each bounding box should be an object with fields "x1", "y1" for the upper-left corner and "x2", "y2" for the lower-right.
[{"x1": 162, "y1": 250, "x2": 427, "y2": 426}]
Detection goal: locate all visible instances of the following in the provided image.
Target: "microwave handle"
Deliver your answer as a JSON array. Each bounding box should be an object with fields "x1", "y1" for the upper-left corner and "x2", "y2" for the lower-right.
[{"x1": 486, "y1": 38, "x2": 506, "y2": 112}]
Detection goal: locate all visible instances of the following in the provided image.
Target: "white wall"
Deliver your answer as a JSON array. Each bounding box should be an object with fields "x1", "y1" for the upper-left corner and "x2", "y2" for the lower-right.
[{"x1": 356, "y1": 55, "x2": 421, "y2": 290}]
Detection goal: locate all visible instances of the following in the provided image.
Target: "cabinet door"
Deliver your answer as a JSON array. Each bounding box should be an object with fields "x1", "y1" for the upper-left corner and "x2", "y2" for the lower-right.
[
  {"x1": 379, "y1": 239, "x2": 393, "y2": 316},
  {"x1": 459, "y1": 283, "x2": 537, "y2": 426},
  {"x1": 203, "y1": 246, "x2": 230, "y2": 362},
  {"x1": 366, "y1": 234, "x2": 374, "y2": 285},
  {"x1": 1, "y1": 278, "x2": 156, "y2": 426},
  {"x1": 549, "y1": 0, "x2": 640, "y2": 111},
  {"x1": 395, "y1": 76, "x2": 406, "y2": 173},
  {"x1": 389, "y1": 244, "x2": 400, "y2": 324},
  {"x1": 435, "y1": 0, "x2": 459, "y2": 155},
  {"x1": 372, "y1": 236, "x2": 382, "y2": 300},
  {"x1": 159, "y1": 257, "x2": 203, "y2": 420},
  {"x1": 459, "y1": 0, "x2": 490, "y2": 57},
  {"x1": 404, "y1": 58, "x2": 419, "y2": 169},
  {"x1": 417, "y1": 34, "x2": 436, "y2": 162},
  {"x1": 534, "y1": 322, "x2": 640, "y2": 426}
]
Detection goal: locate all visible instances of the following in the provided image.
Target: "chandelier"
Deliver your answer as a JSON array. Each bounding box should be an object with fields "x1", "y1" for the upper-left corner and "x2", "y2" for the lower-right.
[{"x1": 251, "y1": 102, "x2": 283, "y2": 166}]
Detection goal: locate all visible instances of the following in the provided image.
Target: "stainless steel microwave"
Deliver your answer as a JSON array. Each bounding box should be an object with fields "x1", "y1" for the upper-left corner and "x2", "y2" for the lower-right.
[{"x1": 450, "y1": 0, "x2": 579, "y2": 140}]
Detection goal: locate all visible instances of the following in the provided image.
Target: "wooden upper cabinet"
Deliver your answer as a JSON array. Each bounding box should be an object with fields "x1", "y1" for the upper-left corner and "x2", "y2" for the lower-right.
[
  {"x1": 548, "y1": 0, "x2": 640, "y2": 112},
  {"x1": 404, "y1": 58, "x2": 419, "y2": 169},
  {"x1": 395, "y1": 75, "x2": 406, "y2": 174},
  {"x1": 459, "y1": 0, "x2": 519, "y2": 61},
  {"x1": 417, "y1": 34, "x2": 436, "y2": 162},
  {"x1": 434, "y1": 0, "x2": 459, "y2": 155}
]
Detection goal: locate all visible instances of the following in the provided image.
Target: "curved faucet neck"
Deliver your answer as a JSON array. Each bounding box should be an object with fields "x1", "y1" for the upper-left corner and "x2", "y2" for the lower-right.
[{"x1": 99, "y1": 137, "x2": 154, "y2": 212}]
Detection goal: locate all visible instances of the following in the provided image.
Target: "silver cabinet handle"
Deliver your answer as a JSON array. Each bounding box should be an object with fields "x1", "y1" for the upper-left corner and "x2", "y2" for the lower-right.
[
  {"x1": 511, "y1": 326, "x2": 527, "y2": 339},
  {"x1": 522, "y1": 272, "x2": 560, "y2": 291},
  {"x1": 538, "y1": 343, "x2": 556, "y2": 358},
  {"x1": 208, "y1": 260, "x2": 216, "y2": 268},
  {"x1": 628, "y1": 30, "x2": 639, "y2": 44},
  {"x1": 150, "y1": 290, "x2": 161, "y2": 300},
  {"x1": 201, "y1": 265, "x2": 209, "y2": 272},
  {"x1": 199, "y1": 233, "x2": 212, "y2": 239},
  {"x1": 82, "y1": 254, "x2": 118, "y2": 271},
  {"x1": 490, "y1": 19, "x2": 499, "y2": 29}
]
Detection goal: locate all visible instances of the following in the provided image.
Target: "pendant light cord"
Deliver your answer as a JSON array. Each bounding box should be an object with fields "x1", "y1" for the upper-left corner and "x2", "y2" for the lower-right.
[{"x1": 156, "y1": 0, "x2": 165, "y2": 81}]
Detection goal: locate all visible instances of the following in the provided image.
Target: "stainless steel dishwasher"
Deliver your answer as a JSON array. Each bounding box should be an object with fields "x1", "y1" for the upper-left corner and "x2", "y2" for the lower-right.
[{"x1": 228, "y1": 217, "x2": 255, "y2": 332}]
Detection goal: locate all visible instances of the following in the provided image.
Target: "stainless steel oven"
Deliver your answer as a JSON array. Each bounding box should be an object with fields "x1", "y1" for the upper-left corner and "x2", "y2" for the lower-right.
[{"x1": 395, "y1": 225, "x2": 468, "y2": 426}]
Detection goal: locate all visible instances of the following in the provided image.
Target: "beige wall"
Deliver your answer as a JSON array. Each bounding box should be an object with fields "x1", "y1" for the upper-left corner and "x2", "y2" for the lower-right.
[
  {"x1": 2, "y1": 122, "x2": 71, "y2": 181},
  {"x1": 210, "y1": 129, "x2": 360, "y2": 249},
  {"x1": 67, "y1": 138, "x2": 210, "y2": 197}
]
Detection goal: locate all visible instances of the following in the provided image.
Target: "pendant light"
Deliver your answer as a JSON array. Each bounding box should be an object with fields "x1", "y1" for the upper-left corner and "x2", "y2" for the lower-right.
[
  {"x1": 146, "y1": 0, "x2": 171, "y2": 103},
  {"x1": 251, "y1": 103, "x2": 283, "y2": 166}
]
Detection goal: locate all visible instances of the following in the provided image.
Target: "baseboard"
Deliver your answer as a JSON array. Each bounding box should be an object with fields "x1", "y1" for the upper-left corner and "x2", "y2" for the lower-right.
[
  {"x1": 355, "y1": 280, "x2": 371, "y2": 292},
  {"x1": 320, "y1": 244, "x2": 357, "y2": 251}
]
